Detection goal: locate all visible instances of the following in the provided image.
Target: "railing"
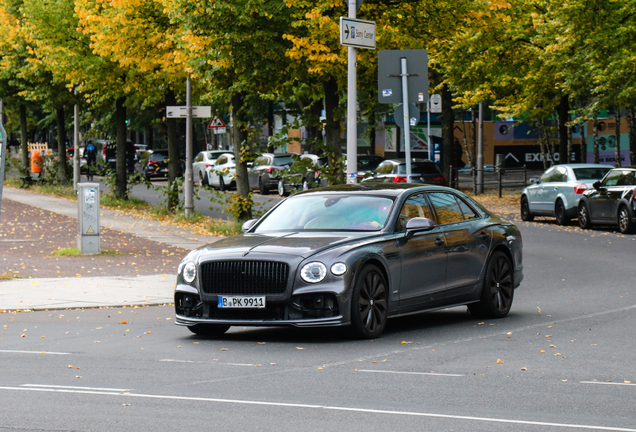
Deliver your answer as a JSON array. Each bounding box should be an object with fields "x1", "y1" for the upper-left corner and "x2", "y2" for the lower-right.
[{"x1": 450, "y1": 165, "x2": 529, "y2": 197}]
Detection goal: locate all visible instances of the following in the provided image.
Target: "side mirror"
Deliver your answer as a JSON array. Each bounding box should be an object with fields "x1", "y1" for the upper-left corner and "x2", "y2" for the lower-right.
[
  {"x1": 529, "y1": 178, "x2": 537, "y2": 185},
  {"x1": 405, "y1": 217, "x2": 436, "y2": 240},
  {"x1": 593, "y1": 180, "x2": 602, "y2": 190},
  {"x1": 241, "y1": 219, "x2": 258, "y2": 233}
]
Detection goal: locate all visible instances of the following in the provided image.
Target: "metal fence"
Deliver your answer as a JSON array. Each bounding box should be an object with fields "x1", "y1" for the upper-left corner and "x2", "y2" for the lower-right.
[{"x1": 450, "y1": 165, "x2": 529, "y2": 197}]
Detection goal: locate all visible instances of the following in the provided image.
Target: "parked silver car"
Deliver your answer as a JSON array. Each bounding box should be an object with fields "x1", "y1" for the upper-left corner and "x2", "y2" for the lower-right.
[{"x1": 520, "y1": 163, "x2": 612, "y2": 225}]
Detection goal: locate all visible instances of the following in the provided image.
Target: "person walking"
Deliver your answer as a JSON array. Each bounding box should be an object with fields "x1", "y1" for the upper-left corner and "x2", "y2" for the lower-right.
[{"x1": 85, "y1": 140, "x2": 97, "y2": 181}]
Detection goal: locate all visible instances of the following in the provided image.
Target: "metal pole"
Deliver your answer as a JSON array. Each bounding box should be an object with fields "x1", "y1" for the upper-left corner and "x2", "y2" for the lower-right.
[
  {"x1": 73, "y1": 100, "x2": 80, "y2": 190},
  {"x1": 346, "y1": 0, "x2": 357, "y2": 184},
  {"x1": 477, "y1": 102, "x2": 484, "y2": 194},
  {"x1": 0, "y1": 100, "x2": 7, "y2": 218},
  {"x1": 184, "y1": 77, "x2": 193, "y2": 219},
  {"x1": 427, "y1": 99, "x2": 431, "y2": 161},
  {"x1": 400, "y1": 58, "x2": 412, "y2": 182}
]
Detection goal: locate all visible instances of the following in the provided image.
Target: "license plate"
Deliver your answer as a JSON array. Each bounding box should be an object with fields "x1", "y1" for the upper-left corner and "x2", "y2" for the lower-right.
[
  {"x1": 218, "y1": 296, "x2": 266, "y2": 309},
  {"x1": 160, "y1": 168, "x2": 168, "y2": 172}
]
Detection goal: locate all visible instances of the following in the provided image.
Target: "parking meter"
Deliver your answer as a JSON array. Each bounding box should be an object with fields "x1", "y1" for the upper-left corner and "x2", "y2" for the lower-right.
[{"x1": 77, "y1": 182, "x2": 100, "y2": 254}]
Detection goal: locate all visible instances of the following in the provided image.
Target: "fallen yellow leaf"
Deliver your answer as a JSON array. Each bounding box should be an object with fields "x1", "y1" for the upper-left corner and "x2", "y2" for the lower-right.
[{"x1": 497, "y1": 359, "x2": 504, "y2": 364}]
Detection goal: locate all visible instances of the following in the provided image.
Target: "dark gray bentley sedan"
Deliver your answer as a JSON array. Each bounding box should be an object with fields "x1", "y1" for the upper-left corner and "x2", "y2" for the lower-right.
[{"x1": 175, "y1": 184, "x2": 524, "y2": 338}]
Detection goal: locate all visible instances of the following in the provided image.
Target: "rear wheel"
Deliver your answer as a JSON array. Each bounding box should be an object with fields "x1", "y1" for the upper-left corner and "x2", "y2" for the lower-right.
[
  {"x1": 468, "y1": 251, "x2": 514, "y2": 319},
  {"x1": 578, "y1": 202, "x2": 592, "y2": 229},
  {"x1": 555, "y1": 199, "x2": 569, "y2": 225},
  {"x1": 618, "y1": 206, "x2": 635, "y2": 234},
  {"x1": 350, "y1": 264, "x2": 388, "y2": 339},
  {"x1": 187, "y1": 324, "x2": 230, "y2": 336},
  {"x1": 521, "y1": 196, "x2": 534, "y2": 222},
  {"x1": 278, "y1": 179, "x2": 288, "y2": 197},
  {"x1": 200, "y1": 171, "x2": 208, "y2": 186},
  {"x1": 218, "y1": 176, "x2": 226, "y2": 191},
  {"x1": 302, "y1": 180, "x2": 310, "y2": 191},
  {"x1": 259, "y1": 178, "x2": 268, "y2": 195}
]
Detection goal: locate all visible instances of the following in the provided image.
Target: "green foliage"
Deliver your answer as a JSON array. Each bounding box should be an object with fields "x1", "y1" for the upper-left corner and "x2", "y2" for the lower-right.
[
  {"x1": 103, "y1": 168, "x2": 152, "y2": 199},
  {"x1": 51, "y1": 247, "x2": 126, "y2": 256},
  {"x1": 208, "y1": 189, "x2": 268, "y2": 221}
]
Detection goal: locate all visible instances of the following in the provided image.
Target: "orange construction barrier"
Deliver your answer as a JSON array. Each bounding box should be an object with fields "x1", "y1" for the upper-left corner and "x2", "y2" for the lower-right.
[{"x1": 31, "y1": 150, "x2": 43, "y2": 173}]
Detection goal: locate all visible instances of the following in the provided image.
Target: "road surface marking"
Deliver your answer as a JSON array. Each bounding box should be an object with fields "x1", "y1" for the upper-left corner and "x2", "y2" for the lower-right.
[
  {"x1": 357, "y1": 370, "x2": 463, "y2": 377},
  {"x1": 160, "y1": 359, "x2": 255, "y2": 367},
  {"x1": 580, "y1": 381, "x2": 636, "y2": 387},
  {"x1": 21, "y1": 384, "x2": 132, "y2": 392},
  {"x1": 0, "y1": 350, "x2": 70, "y2": 355},
  {"x1": 1, "y1": 385, "x2": 635, "y2": 431}
]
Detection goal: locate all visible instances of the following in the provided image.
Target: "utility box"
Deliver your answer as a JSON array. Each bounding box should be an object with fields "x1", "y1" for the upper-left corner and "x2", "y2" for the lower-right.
[{"x1": 77, "y1": 183, "x2": 100, "y2": 255}]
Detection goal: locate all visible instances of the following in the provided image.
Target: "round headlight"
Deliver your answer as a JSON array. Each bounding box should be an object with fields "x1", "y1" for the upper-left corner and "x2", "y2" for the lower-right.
[
  {"x1": 300, "y1": 262, "x2": 327, "y2": 284},
  {"x1": 183, "y1": 262, "x2": 197, "y2": 283},
  {"x1": 330, "y1": 262, "x2": 347, "y2": 276}
]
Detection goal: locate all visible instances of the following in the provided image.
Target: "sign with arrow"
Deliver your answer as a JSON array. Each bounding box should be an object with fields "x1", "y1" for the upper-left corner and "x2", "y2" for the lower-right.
[
  {"x1": 166, "y1": 106, "x2": 211, "y2": 119},
  {"x1": 339, "y1": 17, "x2": 376, "y2": 49}
]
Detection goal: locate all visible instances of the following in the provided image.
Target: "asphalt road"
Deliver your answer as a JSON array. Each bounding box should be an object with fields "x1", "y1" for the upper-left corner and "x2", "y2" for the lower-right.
[{"x1": 2, "y1": 220, "x2": 636, "y2": 431}]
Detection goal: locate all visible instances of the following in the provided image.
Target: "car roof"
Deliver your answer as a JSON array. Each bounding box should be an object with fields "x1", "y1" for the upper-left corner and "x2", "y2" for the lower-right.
[
  {"x1": 557, "y1": 164, "x2": 614, "y2": 169},
  {"x1": 383, "y1": 158, "x2": 434, "y2": 164},
  {"x1": 293, "y1": 183, "x2": 454, "y2": 198}
]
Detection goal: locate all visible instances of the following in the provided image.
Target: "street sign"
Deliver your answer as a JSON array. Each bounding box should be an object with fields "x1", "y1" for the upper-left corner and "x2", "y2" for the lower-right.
[
  {"x1": 213, "y1": 127, "x2": 226, "y2": 135},
  {"x1": 207, "y1": 116, "x2": 226, "y2": 129},
  {"x1": 339, "y1": 17, "x2": 376, "y2": 49},
  {"x1": 378, "y1": 50, "x2": 428, "y2": 104},
  {"x1": 429, "y1": 94, "x2": 442, "y2": 113},
  {"x1": 166, "y1": 106, "x2": 212, "y2": 118},
  {"x1": 394, "y1": 103, "x2": 420, "y2": 129}
]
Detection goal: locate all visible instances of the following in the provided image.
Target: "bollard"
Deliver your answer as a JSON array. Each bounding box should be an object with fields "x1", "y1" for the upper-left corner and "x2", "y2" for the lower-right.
[{"x1": 77, "y1": 183, "x2": 100, "y2": 255}]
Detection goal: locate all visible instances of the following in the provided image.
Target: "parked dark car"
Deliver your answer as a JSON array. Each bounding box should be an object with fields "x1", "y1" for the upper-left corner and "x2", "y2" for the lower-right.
[
  {"x1": 362, "y1": 159, "x2": 447, "y2": 186},
  {"x1": 142, "y1": 149, "x2": 183, "y2": 180},
  {"x1": 277, "y1": 154, "x2": 328, "y2": 196},
  {"x1": 248, "y1": 153, "x2": 296, "y2": 194},
  {"x1": 103, "y1": 140, "x2": 137, "y2": 173},
  {"x1": 174, "y1": 184, "x2": 524, "y2": 339},
  {"x1": 578, "y1": 167, "x2": 636, "y2": 234}
]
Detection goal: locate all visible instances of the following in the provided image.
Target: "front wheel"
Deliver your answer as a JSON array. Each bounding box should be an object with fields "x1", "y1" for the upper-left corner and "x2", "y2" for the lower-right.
[
  {"x1": 350, "y1": 264, "x2": 388, "y2": 339},
  {"x1": 468, "y1": 251, "x2": 514, "y2": 319},
  {"x1": 578, "y1": 202, "x2": 592, "y2": 229},
  {"x1": 520, "y1": 196, "x2": 534, "y2": 221},
  {"x1": 187, "y1": 324, "x2": 230, "y2": 336},
  {"x1": 218, "y1": 176, "x2": 226, "y2": 191},
  {"x1": 259, "y1": 178, "x2": 269, "y2": 195},
  {"x1": 555, "y1": 199, "x2": 569, "y2": 226},
  {"x1": 278, "y1": 179, "x2": 288, "y2": 197},
  {"x1": 200, "y1": 171, "x2": 208, "y2": 186},
  {"x1": 618, "y1": 206, "x2": 635, "y2": 234},
  {"x1": 302, "y1": 180, "x2": 310, "y2": 191}
]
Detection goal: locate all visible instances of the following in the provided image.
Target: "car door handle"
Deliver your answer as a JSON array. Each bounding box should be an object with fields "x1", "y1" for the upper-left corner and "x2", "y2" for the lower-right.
[
  {"x1": 434, "y1": 238, "x2": 445, "y2": 246},
  {"x1": 479, "y1": 232, "x2": 489, "y2": 240}
]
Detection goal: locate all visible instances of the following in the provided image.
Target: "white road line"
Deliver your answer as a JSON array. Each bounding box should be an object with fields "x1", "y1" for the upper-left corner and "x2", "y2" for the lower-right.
[
  {"x1": 0, "y1": 350, "x2": 70, "y2": 355},
  {"x1": 1, "y1": 385, "x2": 635, "y2": 431},
  {"x1": 21, "y1": 384, "x2": 132, "y2": 392},
  {"x1": 580, "y1": 381, "x2": 636, "y2": 387},
  {"x1": 357, "y1": 370, "x2": 463, "y2": 377},
  {"x1": 159, "y1": 359, "x2": 256, "y2": 367}
]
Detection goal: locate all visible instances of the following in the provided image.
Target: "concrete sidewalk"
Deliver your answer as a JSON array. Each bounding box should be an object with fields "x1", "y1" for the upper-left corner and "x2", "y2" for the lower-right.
[{"x1": 1, "y1": 187, "x2": 221, "y2": 312}]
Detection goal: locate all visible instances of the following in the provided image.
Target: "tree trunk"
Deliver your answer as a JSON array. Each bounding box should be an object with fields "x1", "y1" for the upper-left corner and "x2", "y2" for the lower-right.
[
  {"x1": 324, "y1": 77, "x2": 343, "y2": 183},
  {"x1": 593, "y1": 114, "x2": 599, "y2": 164},
  {"x1": 165, "y1": 89, "x2": 179, "y2": 210},
  {"x1": 267, "y1": 100, "x2": 275, "y2": 153},
  {"x1": 472, "y1": 108, "x2": 477, "y2": 167},
  {"x1": 557, "y1": 96, "x2": 569, "y2": 165},
  {"x1": 19, "y1": 104, "x2": 28, "y2": 173},
  {"x1": 615, "y1": 107, "x2": 621, "y2": 167},
  {"x1": 461, "y1": 110, "x2": 473, "y2": 167},
  {"x1": 627, "y1": 107, "x2": 636, "y2": 166},
  {"x1": 538, "y1": 123, "x2": 548, "y2": 171},
  {"x1": 579, "y1": 120, "x2": 587, "y2": 163},
  {"x1": 441, "y1": 84, "x2": 454, "y2": 181},
  {"x1": 56, "y1": 107, "x2": 68, "y2": 182},
  {"x1": 232, "y1": 93, "x2": 252, "y2": 221},
  {"x1": 145, "y1": 124, "x2": 154, "y2": 149},
  {"x1": 566, "y1": 126, "x2": 573, "y2": 163},
  {"x1": 115, "y1": 97, "x2": 128, "y2": 199}
]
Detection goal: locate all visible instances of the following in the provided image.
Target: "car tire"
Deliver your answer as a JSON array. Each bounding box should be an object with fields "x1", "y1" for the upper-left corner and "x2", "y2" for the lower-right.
[
  {"x1": 578, "y1": 202, "x2": 592, "y2": 229},
  {"x1": 520, "y1": 196, "x2": 534, "y2": 222},
  {"x1": 468, "y1": 251, "x2": 514, "y2": 319},
  {"x1": 187, "y1": 324, "x2": 230, "y2": 336},
  {"x1": 218, "y1": 176, "x2": 226, "y2": 191},
  {"x1": 618, "y1": 205, "x2": 635, "y2": 234},
  {"x1": 302, "y1": 180, "x2": 310, "y2": 191},
  {"x1": 200, "y1": 171, "x2": 208, "y2": 186},
  {"x1": 278, "y1": 179, "x2": 288, "y2": 197},
  {"x1": 349, "y1": 264, "x2": 388, "y2": 339},
  {"x1": 258, "y1": 178, "x2": 268, "y2": 195},
  {"x1": 555, "y1": 199, "x2": 569, "y2": 226}
]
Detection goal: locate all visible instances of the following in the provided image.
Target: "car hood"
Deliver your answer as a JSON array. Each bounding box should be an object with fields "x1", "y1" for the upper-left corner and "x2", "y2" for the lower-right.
[{"x1": 195, "y1": 231, "x2": 379, "y2": 260}]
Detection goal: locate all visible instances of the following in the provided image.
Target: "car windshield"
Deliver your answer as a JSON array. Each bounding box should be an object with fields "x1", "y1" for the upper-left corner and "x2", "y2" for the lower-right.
[
  {"x1": 358, "y1": 157, "x2": 384, "y2": 170},
  {"x1": 398, "y1": 163, "x2": 441, "y2": 175},
  {"x1": 273, "y1": 156, "x2": 295, "y2": 167},
  {"x1": 150, "y1": 151, "x2": 168, "y2": 162},
  {"x1": 254, "y1": 195, "x2": 394, "y2": 232},
  {"x1": 602, "y1": 170, "x2": 636, "y2": 186},
  {"x1": 573, "y1": 167, "x2": 611, "y2": 180}
]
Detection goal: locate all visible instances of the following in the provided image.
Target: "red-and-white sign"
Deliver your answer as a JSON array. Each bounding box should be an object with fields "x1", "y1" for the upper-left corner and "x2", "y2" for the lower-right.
[{"x1": 207, "y1": 117, "x2": 226, "y2": 129}]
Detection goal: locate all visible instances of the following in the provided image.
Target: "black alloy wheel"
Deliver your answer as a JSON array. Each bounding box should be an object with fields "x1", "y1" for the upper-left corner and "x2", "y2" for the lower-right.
[
  {"x1": 187, "y1": 324, "x2": 230, "y2": 336},
  {"x1": 618, "y1": 206, "x2": 635, "y2": 234},
  {"x1": 521, "y1": 196, "x2": 534, "y2": 221},
  {"x1": 578, "y1": 202, "x2": 592, "y2": 229},
  {"x1": 218, "y1": 176, "x2": 226, "y2": 191},
  {"x1": 468, "y1": 251, "x2": 514, "y2": 319},
  {"x1": 259, "y1": 177, "x2": 269, "y2": 195},
  {"x1": 555, "y1": 199, "x2": 569, "y2": 225},
  {"x1": 350, "y1": 264, "x2": 388, "y2": 339}
]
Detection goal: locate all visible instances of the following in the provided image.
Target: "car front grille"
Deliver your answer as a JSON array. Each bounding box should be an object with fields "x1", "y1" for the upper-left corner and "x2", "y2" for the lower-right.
[{"x1": 199, "y1": 261, "x2": 289, "y2": 295}]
